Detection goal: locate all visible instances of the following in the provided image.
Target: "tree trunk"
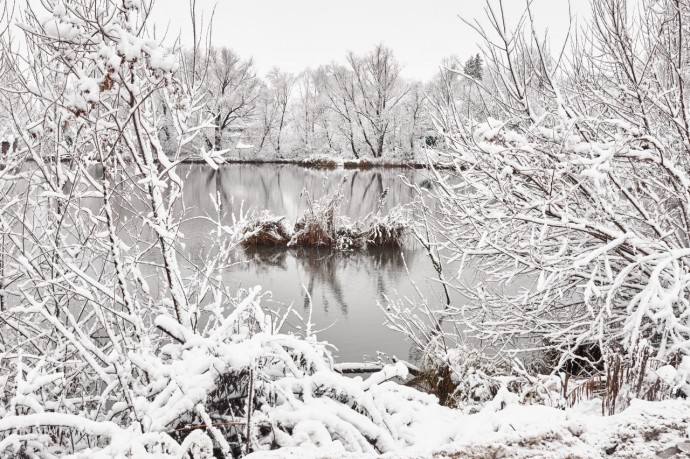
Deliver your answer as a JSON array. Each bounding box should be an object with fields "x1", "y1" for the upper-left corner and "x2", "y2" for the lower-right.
[
  {"x1": 376, "y1": 132, "x2": 385, "y2": 158},
  {"x1": 214, "y1": 114, "x2": 223, "y2": 150}
]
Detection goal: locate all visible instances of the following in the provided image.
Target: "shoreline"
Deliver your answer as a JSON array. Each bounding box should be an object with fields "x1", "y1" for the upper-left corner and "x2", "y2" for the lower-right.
[
  {"x1": 181, "y1": 156, "x2": 431, "y2": 170},
  {"x1": 20, "y1": 155, "x2": 449, "y2": 170}
]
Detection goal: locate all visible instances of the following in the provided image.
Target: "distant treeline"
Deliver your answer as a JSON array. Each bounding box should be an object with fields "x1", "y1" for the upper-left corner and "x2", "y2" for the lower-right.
[{"x1": 168, "y1": 45, "x2": 484, "y2": 162}]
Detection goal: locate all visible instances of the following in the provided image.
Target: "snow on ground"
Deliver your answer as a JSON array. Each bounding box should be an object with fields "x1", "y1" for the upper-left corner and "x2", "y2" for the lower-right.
[
  {"x1": 248, "y1": 398, "x2": 690, "y2": 459},
  {"x1": 433, "y1": 399, "x2": 690, "y2": 459}
]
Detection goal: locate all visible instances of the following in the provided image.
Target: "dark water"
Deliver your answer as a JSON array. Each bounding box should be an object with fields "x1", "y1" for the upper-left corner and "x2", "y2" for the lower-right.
[{"x1": 175, "y1": 164, "x2": 447, "y2": 363}]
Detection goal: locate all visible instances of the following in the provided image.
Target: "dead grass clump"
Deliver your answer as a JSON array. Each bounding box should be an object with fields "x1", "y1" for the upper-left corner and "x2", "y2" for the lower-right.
[
  {"x1": 289, "y1": 219, "x2": 335, "y2": 248},
  {"x1": 560, "y1": 342, "x2": 680, "y2": 414},
  {"x1": 407, "y1": 364, "x2": 461, "y2": 407},
  {"x1": 286, "y1": 184, "x2": 410, "y2": 250},
  {"x1": 342, "y1": 159, "x2": 359, "y2": 169},
  {"x1": 363, "y1": 221, "x2": 407, "y2": 248},
  {"x1": 357, "y1": 158, "x2": 374, "y2": 169},
  {"x1": 240, "y1": 213, "x2": 293, "y2": 247},
  {"x1": 357, "y1": 189, "x2": 410, "y2": 249},
  {"x1": 334, "y1": 226, "x2": 367, "y2": 250},
  {"x1": 240, "y1": 179, "x2": 410, "y2": 251},
  {"x1": 601, "y1": 343, "x2": 672, "y2": 415},
  {"x1": 288, "y1": 178, "x2": 345, "y2": 248}
]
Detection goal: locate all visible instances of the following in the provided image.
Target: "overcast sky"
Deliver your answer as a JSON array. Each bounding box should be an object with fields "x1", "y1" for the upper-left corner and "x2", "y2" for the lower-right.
[{"x1": 150, "y1": 0, "x2": 588, "y2": 81}]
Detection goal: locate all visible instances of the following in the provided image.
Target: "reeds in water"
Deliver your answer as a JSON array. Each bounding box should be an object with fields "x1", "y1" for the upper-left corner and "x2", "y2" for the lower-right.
[
  {"x1": 239, "y1": 181, "x2": 410, "y2": 250},
  {"x1": 240, "y1": 212, "x2": 292, "y2": 247}
]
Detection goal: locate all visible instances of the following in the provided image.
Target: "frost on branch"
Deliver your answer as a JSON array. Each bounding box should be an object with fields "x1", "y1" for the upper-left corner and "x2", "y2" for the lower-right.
[
  {"x1": 416, "y1": 0, "x2": 690, "y2": 373},
  {"x1": 0, "y1": 287, "x2": 457, "y2": 457}
]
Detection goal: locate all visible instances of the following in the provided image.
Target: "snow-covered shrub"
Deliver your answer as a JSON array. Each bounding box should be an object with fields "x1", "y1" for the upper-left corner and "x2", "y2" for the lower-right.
[
  {"x1": 0, "y1": 285, "x2": 456, "y2": 457},
  {"x1": 443, "y1": 345, "x2": 510, "y2": 407},
  {"x1": 380, "y1": 291, "x2": 514, "y2": 409},
  {"x1": 412, "y1": 0, "x2": 690, "y2": 378},
  {"x1": 407, "y1": 344, "x2": 508, "y2": 409}
]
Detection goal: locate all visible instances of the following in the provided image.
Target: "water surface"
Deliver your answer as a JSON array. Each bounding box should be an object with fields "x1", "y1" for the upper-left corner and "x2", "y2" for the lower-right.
[{"x1": 176, "y1": 164, "x2": 447, "y2": 363}]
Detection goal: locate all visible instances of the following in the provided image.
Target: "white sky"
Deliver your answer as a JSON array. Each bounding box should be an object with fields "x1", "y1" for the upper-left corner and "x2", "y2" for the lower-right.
[{"x1": 149, "y1": 0, "x2": 589, "y2": 80}]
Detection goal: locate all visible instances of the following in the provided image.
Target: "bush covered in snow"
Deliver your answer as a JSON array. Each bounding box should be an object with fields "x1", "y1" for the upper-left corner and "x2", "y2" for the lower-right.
[
  {"x1": 0, "y1": 285, "x2": 466, "y2": 458},
  {"x1": 407, "y1": 0, "x2": 690, "y2": 383}
]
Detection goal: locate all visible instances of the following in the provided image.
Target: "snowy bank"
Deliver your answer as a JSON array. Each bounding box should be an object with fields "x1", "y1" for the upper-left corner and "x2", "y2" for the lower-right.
[
  {"x1": 179, "y1": 151, "x2": 446, "y2": 171},
  {"x1": 247, "y1": 399, "x2": 690, "y2": 459}
]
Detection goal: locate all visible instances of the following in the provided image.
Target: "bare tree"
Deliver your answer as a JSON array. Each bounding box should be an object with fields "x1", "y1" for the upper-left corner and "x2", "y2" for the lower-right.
[
  {"x1": 266, "y1": 67, "x2": 295, "y2": 156},
  {"x1": 204, "y1": 47, "x2": 260, "y2": 150},
  {"x1": 346, "y1": 44, "x2": 410, "y2": 158},
  {"x1": 293, "y1": 69, "x2": 318, "y2": 153},
  {"x1": 311, "y1": 66, "x2": 338, "y2": 152},
  {"x1": 402, "y1": 82, "x2": 426, "y2": 157},
  {"x1": 326, "y1": 63, "x2": 362, "y2": 158}
]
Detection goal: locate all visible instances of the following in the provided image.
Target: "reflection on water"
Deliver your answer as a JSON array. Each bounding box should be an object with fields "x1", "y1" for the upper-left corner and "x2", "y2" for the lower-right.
[
  {"x1": 179, "y1": 164, "x2": 418, "y2": 224},
  {"x1": 175, "y1": 164, "x2": 445, "y2": 362}
]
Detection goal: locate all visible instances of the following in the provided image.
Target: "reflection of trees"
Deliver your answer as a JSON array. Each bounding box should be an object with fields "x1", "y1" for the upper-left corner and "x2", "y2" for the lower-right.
[
  {"x1": 173, "y1": 163, "x2": 421, "y2": 224},
  {"x1": 291, "y1": 246, "x2": 417, "y2": 317},
  {"x1": 367, "y1": 247, "x2": 417, "y2": 302},
  {"x1": 347, "y1": 171, "x2": 384, "y2": 216},
  {"x1": 292, "y1": 248, "x2": 347, "y2": 314},
  {"x1": 241, "y1": 246, "x2": 289, "y2": 272}
]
